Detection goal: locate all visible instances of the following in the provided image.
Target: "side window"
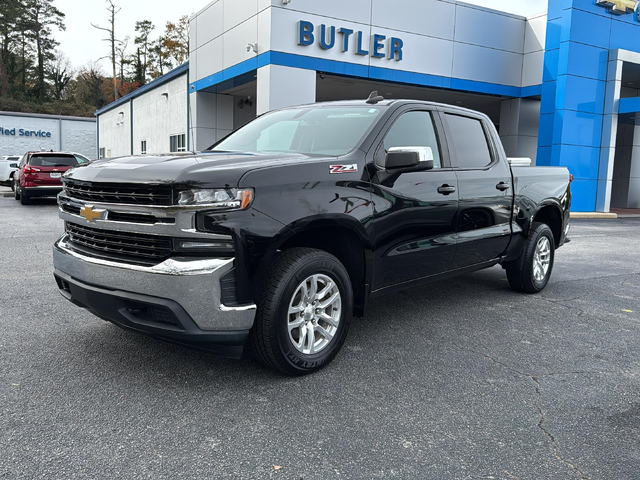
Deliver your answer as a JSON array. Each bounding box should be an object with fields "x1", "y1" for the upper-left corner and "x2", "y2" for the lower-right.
[
  {"x1": 74, "y1": 154, "x2": 90, "y2": 164},
  {"x1": 445, "y1": 114, "x2": 493, "y2": 169},
  {"x1": 381, "y1": 111, "x2": 442, "y2": 169}
]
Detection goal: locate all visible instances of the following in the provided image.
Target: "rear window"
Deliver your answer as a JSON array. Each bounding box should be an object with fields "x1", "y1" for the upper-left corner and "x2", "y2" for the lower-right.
[{"x1": 29, "y1": 154, "x2": 78, "y2": 167}]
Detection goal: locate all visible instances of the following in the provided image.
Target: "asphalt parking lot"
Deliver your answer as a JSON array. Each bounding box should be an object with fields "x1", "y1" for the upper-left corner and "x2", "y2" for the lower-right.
[{"x1": 1, "y1": 189, "x2": 639, "y2": 480}]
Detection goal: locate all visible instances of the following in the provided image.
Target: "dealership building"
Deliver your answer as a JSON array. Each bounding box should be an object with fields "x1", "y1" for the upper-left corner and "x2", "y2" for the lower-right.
[
  {"x1": 0, "y1": 111, "x2": 96, "y2": 159},
  {"x1": 95, "y1": 0, "x2": 640, "y2": 212}
]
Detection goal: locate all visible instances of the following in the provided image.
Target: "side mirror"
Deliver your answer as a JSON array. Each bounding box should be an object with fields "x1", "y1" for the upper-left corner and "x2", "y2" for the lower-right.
[
  {"x1": 9, "y1": 163, "x2": 18, "y2": 168},
  {"x1": 386, "y1": 146, "x2": 434, "y2": 171}
]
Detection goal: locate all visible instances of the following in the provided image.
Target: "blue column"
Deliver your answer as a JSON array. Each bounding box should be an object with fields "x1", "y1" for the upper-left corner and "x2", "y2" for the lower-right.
[{"x1": 538, "y1": 0, "x2": 621, "y2": 212}]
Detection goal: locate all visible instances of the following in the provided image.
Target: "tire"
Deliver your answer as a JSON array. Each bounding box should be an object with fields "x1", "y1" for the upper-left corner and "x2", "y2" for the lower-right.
[
  {"x1": 19, "y1": 188, "x2": 30, "y2": 205},
  {"x1": 249, "y1": 247, "x2": 353, "y2": 375},
  {"x1": 505, "y1": 222, "x2": 555, "y2": 294},
  {"x1": 14, "y1": 182, "x2": 20, "y2": 200},
  {"x1": 9, "y1": 174, "x2": 14, "y2": 191}
]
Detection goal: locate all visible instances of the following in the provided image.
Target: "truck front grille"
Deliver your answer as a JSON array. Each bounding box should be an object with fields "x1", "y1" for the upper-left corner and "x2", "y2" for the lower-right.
[
  {"x1": 64, "y1": 180, "x2": 173, "y2": 206},
  {"x1": 65, "y1": 222, "x2": 173, "y2": 264}
]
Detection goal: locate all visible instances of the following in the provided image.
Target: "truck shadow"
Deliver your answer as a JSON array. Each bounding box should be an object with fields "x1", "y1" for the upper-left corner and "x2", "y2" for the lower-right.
[{"x1": 67, "y1": 266, "x2": 516, "y2": 387}]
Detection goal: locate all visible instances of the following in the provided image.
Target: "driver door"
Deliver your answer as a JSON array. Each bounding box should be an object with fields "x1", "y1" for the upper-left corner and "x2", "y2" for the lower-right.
[{"x1": 369, "y1": 108, "x2": 459, "y2": 291}]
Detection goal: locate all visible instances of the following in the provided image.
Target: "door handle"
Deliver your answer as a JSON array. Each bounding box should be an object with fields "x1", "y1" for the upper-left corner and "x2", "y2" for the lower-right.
[
  {"x1": 496, "y1": 182, "x2": 511, "y2": 191},
  {"x1": 437, "y1": 184, "x2": 456, "y2": 195}
]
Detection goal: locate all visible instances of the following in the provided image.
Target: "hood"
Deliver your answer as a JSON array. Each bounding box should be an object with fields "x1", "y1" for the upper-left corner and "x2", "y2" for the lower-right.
[{"x1": 64, "y1": 151, "x2": 327, "y2": 188}]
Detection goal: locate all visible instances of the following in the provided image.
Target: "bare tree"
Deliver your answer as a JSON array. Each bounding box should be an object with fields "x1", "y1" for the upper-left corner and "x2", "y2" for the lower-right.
[
  {"x1": 116, "y1": 35, "x2": 130, "y2": 87},
  {"x1": 91, "y1": 0, "x2": 121, "y2": 102},
  {"x1": 49, "y1": 50, "x2": 72, "y2": 100}
]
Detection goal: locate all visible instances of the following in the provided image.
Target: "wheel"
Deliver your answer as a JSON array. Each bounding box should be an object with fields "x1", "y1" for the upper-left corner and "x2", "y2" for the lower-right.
[
  {"x1": 19, "y1": 188, "x2": 30, "y2": 205},
  {"x1": 249, "y1": 247, "x2": 353, "y2": 375},
  {"x1": 505, "y1": 222, "x2": 555, "y2": 293},
  {"x1": 14, "y1": 182, "x2": 20, "y2": 200},
  {"x1": 9, "y1": 174, "x2": 14, "y2": 191}
]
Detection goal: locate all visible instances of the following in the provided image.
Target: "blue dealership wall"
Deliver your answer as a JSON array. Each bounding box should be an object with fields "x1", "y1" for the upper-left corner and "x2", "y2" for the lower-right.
[{"x1": 539, "y1": 0, "x2": 640, "y2": 211}]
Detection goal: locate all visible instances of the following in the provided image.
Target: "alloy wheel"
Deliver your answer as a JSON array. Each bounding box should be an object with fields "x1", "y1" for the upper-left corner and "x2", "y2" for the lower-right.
[{"x1": 287, "y1": 274, "x2": 342, "y2": 355}]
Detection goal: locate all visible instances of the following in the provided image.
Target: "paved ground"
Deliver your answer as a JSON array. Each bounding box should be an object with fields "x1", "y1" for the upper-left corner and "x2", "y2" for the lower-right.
[{"x1": 1, "y1": 188, "x2": 639, "y2": 480}]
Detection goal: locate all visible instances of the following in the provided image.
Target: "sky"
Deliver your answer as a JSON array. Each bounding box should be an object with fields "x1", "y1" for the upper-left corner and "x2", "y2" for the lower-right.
[
  {"x1": 53, "y1": 0, "x2": 549, "y2": 72},
  {"x1": 53, "y1": 0, "x2": 202, "y2": 72}
]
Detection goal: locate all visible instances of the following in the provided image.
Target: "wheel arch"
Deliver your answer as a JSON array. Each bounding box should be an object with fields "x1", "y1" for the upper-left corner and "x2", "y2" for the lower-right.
[
  {"x1": 258, "y1": 215, "x2": 372, "y2": 317},
  {"x1": 531, "y1": 202, "x2": 563, "y2": 248}
]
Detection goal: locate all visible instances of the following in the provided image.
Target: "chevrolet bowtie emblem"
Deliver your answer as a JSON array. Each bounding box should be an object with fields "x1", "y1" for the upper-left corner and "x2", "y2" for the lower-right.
[
  {"x1": 80, "y1": 205, "x2": 105, "y2": 222},
  {"x1": 596, "y1": 0, "x2": 638, "y2": 15}
]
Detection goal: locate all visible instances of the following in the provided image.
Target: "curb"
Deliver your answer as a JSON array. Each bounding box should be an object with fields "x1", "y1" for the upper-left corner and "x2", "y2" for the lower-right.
[{"x1": 570, "y1": 212, "x2": 618, "y2": 219}]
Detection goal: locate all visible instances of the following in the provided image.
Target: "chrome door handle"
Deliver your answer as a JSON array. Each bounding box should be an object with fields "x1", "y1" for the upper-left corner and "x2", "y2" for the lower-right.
[{"x1": 437, "y1": 184, "x2": 456, "y2": 195}]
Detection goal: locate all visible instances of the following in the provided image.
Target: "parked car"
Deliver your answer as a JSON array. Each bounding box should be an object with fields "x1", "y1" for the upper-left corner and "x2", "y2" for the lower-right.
[
  {"x1": 14, "y1": 151, "x2": 90, "y2": 204},
  {"x1": 0, "y1": 155, "x2": 22, "y2": 189},
  {"x1": 52, "y1": 97, "x2": 572, "y2": 375}
]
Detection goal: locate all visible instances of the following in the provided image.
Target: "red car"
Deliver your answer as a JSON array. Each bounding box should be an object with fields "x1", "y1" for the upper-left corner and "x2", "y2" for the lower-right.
[{"x1": 14, "y1": 151, "x2": 90, "y2": 205}]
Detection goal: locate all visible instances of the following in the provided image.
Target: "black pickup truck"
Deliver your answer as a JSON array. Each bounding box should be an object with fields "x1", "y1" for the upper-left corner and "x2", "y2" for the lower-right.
[{"x1": 52, "y1": 97, "x2": 571, "y2": 375}]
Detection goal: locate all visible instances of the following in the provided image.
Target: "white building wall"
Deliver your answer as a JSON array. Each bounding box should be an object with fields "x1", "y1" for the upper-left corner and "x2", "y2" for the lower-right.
[
  {"x1": 98, "y1": 102, "x2": 131, "y2": 158},
  {"x1": 60, "y1": 120, "x2": 97, "y2": 158},
  {"x1": 190, "y1": 0, "x2": 546, "y2": 90},
  {"x1": 522, "y1": 13, "x2": 547, "y2": 88},
  {"x1": 132, "y1": 74, "x2": 188, "y2": 155},
  {"x1": 499, "y1": 98, "x2": 541, "y2": 164},
  {"x1": 0, "y1": 113, "x2": 95, "y2": 158}
]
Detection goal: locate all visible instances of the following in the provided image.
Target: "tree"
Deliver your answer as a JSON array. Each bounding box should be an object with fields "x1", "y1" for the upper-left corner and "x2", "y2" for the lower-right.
[
  {"x1": 49, "y1": 50, "x2": 72, "y2": 100},
  {"x1": 92, "y1": 0, "x2": 121, "y2": 102},
  {"x1": 134, "y1": 20, "x2": 154, "y2": 84},
  {"x1": 149, "y1": 36, "x2": 172, "y2": 79},
  {"x1": 163, "y1": 15, "x2": 189, "y2": 66},
  {"x1": 25, "y1": 0, "x2": 65, "y2": 102},
  {"x1": 0, "y1": 0, "x2": 26, "y2": 93},
  {"x1": 76, "y1": 62, "x2": 108, "y2": 109},
  {"x1": 131, "y1": 47, "x2": 145, "y2": 86},
  {"x1": 116, "y1": 35, "x2": 131, "y2": 87}
]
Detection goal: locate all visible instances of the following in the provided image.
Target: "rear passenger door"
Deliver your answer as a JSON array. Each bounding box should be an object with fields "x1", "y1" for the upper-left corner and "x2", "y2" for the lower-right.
[{"x1": 440, "y1": 110, "x2": 513, "y2": 268}]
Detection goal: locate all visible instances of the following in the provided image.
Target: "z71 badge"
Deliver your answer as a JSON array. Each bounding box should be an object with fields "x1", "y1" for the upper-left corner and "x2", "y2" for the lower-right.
[{"x1": 329, "y1": 164, "x2": 358, "y2": 174}]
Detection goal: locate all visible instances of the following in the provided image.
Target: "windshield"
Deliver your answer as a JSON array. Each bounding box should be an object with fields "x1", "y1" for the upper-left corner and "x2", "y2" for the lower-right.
[{"x1": 209, "y1": 106, "x2": 383, "y2": 156}]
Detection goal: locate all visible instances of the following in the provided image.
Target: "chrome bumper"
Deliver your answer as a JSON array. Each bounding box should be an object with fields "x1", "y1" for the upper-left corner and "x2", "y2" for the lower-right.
[{"x1": 52, "y1": 234, "x2": 256, "y2": 331}]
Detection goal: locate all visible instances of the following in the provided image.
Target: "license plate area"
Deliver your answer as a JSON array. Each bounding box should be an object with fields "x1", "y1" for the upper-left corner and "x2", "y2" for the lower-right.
[{"x1": 50, "y1": 172, "x2": 62, "y2": 178}]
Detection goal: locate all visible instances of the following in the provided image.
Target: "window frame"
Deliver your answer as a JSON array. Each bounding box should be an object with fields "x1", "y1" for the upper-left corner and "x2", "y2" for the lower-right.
[
  {"x1": 438, "y1": 109, "x2": 499, "y2": 171},
  {"x1": 170, "y1": 134, "x2": 186, "y2": 153},
  {"x1": 141, "y1": 140, "x2": 147, "y2": 155},
  {"x1": 373, "y1": 106, "x2": 451, "y2": 170}
]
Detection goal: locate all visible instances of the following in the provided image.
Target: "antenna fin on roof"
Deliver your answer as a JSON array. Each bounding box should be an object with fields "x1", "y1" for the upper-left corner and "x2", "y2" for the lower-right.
[{"x1": 366, "y1": 91, "x2": 385, "y2": 104}]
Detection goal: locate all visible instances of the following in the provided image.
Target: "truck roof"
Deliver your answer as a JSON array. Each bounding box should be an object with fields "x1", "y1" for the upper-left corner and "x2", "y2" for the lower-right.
[{"x1": 279, "y1": 99, "x2": 485, "y2": 117}]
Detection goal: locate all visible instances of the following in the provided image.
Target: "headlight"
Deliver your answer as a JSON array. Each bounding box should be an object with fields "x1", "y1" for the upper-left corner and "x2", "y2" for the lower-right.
[{"x1": 177, "y1": 188, "x2": 253, "y2": 209}]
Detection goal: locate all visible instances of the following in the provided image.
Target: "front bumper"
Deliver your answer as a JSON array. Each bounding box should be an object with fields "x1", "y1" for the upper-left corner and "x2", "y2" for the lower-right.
[{"x1": 53, "y1": 235, "x2": 256, "y2": 356}]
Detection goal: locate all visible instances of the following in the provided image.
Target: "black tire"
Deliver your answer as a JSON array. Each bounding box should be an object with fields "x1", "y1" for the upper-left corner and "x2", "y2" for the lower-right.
[
  {"x1": 505, "y1": 222, "x2": 555, "y2": 294},
  {"x1": 19, "y1": 188, "x2": 30, "y2": 205},
  {"x1": 249, "y1": 247, "x2": 353, "y2": 375},
  {"x1": 14, "y1": 183, "x2": 20, "y2": 200}
]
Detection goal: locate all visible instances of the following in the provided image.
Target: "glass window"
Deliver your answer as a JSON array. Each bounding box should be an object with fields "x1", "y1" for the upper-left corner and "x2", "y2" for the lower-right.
[
  {"x1": 29, "y1": 154, "x2": 78, "y2": 167},
  {"x1": 170, "y1": 134, "x2": 186, "y2": 153},
  {"x1": 98, "y1": 148, "x2": 105, "y2": 159},
  {"x1": 381, "y1": 111, "x2": 442, "y2": 168},
  {"x1": 445, "y1": 114, "x2": 492, "y2": 169},
  {"x1": 74, "y1": 154, "x2": 90, "y2": 164},
  {"x1": 210, "y1": 107, "x2": 382, "y2": 157},
  {"x1": 141, "y1": 141, "x2": 147, "y2": 154}
]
